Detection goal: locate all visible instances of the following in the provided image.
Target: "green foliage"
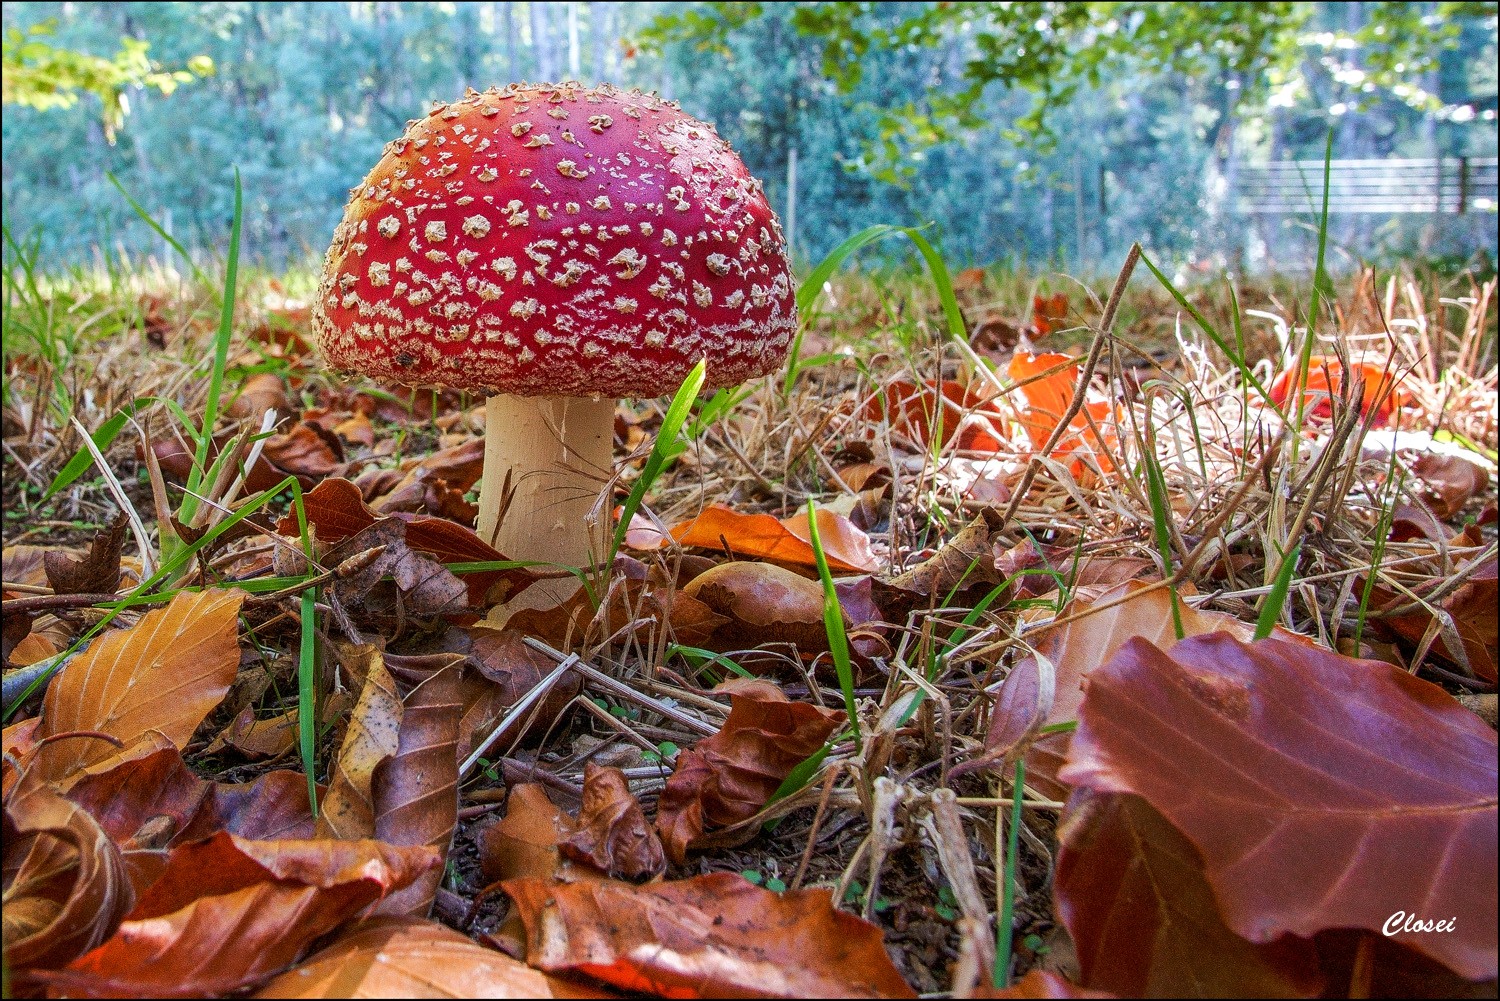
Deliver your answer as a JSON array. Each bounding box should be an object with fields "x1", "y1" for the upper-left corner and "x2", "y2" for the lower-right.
[
  {"x1": 640, "y1": 1, "x2": 1492, "y2": 179},
  {"x1": 2, "y1": 18, "x2": 212, "y2": 142}
]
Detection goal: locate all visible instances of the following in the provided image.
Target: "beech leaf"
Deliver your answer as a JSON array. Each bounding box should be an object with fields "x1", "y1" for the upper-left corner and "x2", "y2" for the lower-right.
[
  {"x1": 502, "y1": 871, "x2": 915, "y2": 998},
  {"x1": 1059, "y1": 633, "x2": 1498, "y2": 981},
  {"x1": 252, "y1": 916, "x2": 599, "y2": 998},
  {"x1": 29, "y1": 589, "x2": 244, "y2": 786}
]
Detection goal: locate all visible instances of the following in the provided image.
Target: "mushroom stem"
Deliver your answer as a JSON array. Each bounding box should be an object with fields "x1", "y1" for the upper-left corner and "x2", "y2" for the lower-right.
[{"x1": 477, "y1": 394, "x2": 615, "y2": 600}]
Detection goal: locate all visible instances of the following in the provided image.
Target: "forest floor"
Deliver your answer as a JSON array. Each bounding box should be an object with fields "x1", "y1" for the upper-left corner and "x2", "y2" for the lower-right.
[{"x1": 2, "y1": 244, "x2": 1497, "y2": 998}]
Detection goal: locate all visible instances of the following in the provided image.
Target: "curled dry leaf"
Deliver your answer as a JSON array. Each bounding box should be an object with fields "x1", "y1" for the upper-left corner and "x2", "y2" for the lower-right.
[
  {"x1": 671, "y1": 503, "x2": 878, "y2": 573},
  {"x1": 65, "y1": 743, "x2": 315, "y2": 850},
  {"x1": 503, "y1": 870, "x2": 915, "y2": 998},
  {"x1": 455, "y1": 628, "x2": 582, "y2": 758},
  {"x1": 28, "y1": 588, "x2": 244, "y2": 787},
  {"x1": 1056, "y1": 789, "x2": 1323, "y2": 997},
  {"x1": 324, "y1": 518, "x2": 469, "y2": 618},
  {"x1": 1411, "y1": 451, "x2": 1490, "y2": 520},
  {"x1": 317, "y1": 645, "x2": 401, "y2": 841},
  {"x1": 371, "y1": 663, "x2": 461, "y2": 917},
  {"x1": 681, "y1": 560, "x2": 839, "y2": 659},
  {"x1": 252, "y1": 916, "x2": 600, "y2": 999},
  {"x1": 863, "y1": 378, "x2": 1008, "y2": 452},
  {"x1": 41, "y1": 834, "x2": 441, "y2": 999},
  {"x1": 43, "y1": 515, "x2": 126, "y2": 596},
  {"x1": 1059, "y1": 634, "x2": 1498, "y2": 981},
  {"x1": 656, "y1": 678, "x2": 843, "y2": 863},
  {"x1": 206, "y1": 706, "x2": 300, "y2": 760},
  {"x1": 560, "y1": 762, "x2": 666, "y2": 881},
  {"x1": 2, "y1": 776, "x2": 134, "y2": 974},
  {"x1": 279, "y1": 477, "x2": 533, "y2": 606}
]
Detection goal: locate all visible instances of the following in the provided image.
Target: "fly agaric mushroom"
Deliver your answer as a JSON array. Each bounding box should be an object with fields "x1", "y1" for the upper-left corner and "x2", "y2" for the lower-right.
[{"x1": 314, "y1": 83, "x2": 796, "y2": 596}]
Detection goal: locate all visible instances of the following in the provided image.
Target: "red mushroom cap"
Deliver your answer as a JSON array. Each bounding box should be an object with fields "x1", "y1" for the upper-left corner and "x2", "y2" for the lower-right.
[{"x1": 314, "y1": 83, "x2": 797, "y2": 398}]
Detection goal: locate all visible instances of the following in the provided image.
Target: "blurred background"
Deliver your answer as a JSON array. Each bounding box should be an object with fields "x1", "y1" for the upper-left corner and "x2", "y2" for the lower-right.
[{"x1": 3, "y1": 1, "x2": 1496, "y2": 275}]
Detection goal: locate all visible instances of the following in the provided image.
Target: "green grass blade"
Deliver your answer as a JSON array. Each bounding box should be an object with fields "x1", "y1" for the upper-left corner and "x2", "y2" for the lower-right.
[
  {"x1": 899, "y1": 227, "x2": 967, "y2": 342},
  {"x1": 1140, "y1": 251, "x2": 1277, "y2": 413},
  {"x1": 1140, "y1": 419, "x2": 1185, "y2": 640},
  {"x1": 106, "y1": 173, "x2": 209, "y2": 285},
  {"x1": 299, "y1": 588, "x2": 320, "y2": 817},
  {"x1": 804, "y1": 498, "x2": 860, "y2": 748},
  {"x1": 184, "y1": 169, "x2": 243, "y2": 509},
  {"x1": 993, "y1": 757, "x2": 1026, "y2": 988},
  {"x1": 1255, "y1": 541, "x2": 1302, "y2": 640},
  {"x1": 794, "y1": 224, "x2": 902, "y2": 314},
  {"x1": 610, "y1": 358, "x2": 706, "y2": 562}
]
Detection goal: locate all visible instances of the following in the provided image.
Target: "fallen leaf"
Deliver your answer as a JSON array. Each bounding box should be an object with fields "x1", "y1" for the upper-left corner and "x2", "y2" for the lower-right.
[
  {"x1": 29, "y1": 589, "x2": 244, "y2": 786},
  {"x1": 41, "y1": 834, "x2": 440, "y2": 998},
  {"x1": 324, "y1": 519, "x2": 469, "y2": 618},
  {"x1": 863, "y1": 378, "x2": 1007, "y2": 452},
  {"x1": 1006, "y1": 352, "x2": 1118, "y2": 470},
  {"x1": 503, "y1": 871, "x2": 915, "y2": 998},
  {"x1": 1268, "y1": 356, "x2": 1405, "y2": 426},
  {"x1": 1411, "y1": 452, "x2": 1489, "y2": 520},
  {"x1": 2, "y1": 776, "x2": 133, "y2": 974},
  {"x1": 1370, "y1": 554, "x2": 1497, "y2": 683},
  {"x1": 1031, "y1": 292, "x2": 1071, "y2": 337},
  {"x1": 456, "y1": 628, "x2": 581, "y2": 757},
  {"x1": 671, "y1": 503, "x2": 878, "y2": 573},
  {"x1": 227, "y1": 373, "x2": 292, "y2": 422},
  {"x1": 281, "y1": 477, "x2": 532, "y2": 606},
  {"x1": 207, "y1": 706, "x2": 299, "y2": 760},
  {"x1": 66, "y1": 743, "x2": 315, "y2": 849},
  {"x1": 372, "y1": 663, "x2": 461, "y2": 917},
  {"x1": 680, "y1": 560, "x2": 839, "y2": 659},
  {"x1": 43, "y1": 515, "x2": 126, "y2": 596},
  {"x1": 252, "y1": 916, "x2": 599, "y2": 998},
  {"x1": 1059, "y1": 633, "x2": 1498, "y2": 981},
  {"x1": 317, "y1": 646, "x2": 401, "y2": 841},
  {"x1": 656, "y1": 679, "x2": 843, "y2": 863},
  {"x1": 1055, "y1": 790, "x2": 1323, "y2": 997},
  {"x1": 560, "y1": 762, "x2": 665, "y2": 881}
]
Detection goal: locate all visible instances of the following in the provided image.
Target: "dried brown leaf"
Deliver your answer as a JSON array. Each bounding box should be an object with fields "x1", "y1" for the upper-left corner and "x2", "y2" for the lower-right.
[
  {"x1": 1060, "y1": 634, "x2": 1498, "y2": 980},
  {"x1": 66, "y1": 743, "x2": 315, "y2": 850},
  {"x1": 372, "y1": 664, "x2": 461, "y2": 917},
  {"x1": 2, "y1": 776, "x2": 133, "y2": 973},
  {"x1": 1056, "y1": 790, "x2": 1323, "y2": 997},
  {"x1": 317, "y1": 645, "x2": 401, "y2": 840},
  {"x1": 502, "y1": 871, "x2": 915, "y2": 998},
  {"x1": 29, "y1": 589, "x2": 243, "y2": 786},
  {"x1": 560, "y1": 762, "x2": 665, "y2": 881},
  {"x1": 41, "y1": 834, "x2": 440, "y2": 998},
  {"x1": 252, "y1": 916, "x2": 601, "y2": 998},
  {"x1": 681, "y1": 560, "x2": 837, "y2": 657},
  {"x1": 43, "y1": 515, "x2": 126, "y2": 596},
  {"x1": 656, "y1": 679, "x2": 843, "y2": 863},
  {"x1": 671, "y1": 504, "x2": 878, "y2": 573}
]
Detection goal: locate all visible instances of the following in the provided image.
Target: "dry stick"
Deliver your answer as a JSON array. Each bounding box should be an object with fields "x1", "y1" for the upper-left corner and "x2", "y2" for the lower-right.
[
  {"x1": 522, "y1": 636, "x2": 719, "y2": 736},
  {"x1": 790, "y1": 763, "x2": 844, "y2": 892},
  {"x1": 1000, "y1": 243, "x2": 1141, "y2": 530}
]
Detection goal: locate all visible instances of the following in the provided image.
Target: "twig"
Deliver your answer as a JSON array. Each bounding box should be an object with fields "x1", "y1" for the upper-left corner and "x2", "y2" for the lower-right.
[{"x1": 1000, "y1": 243, "x2": 1141, "y2": 528}]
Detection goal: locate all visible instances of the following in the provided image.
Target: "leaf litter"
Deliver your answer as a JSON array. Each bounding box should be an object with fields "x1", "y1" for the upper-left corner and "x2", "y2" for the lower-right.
[{"x1": 1, "y1": 258, "x2": 1496, "y2": 998}]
